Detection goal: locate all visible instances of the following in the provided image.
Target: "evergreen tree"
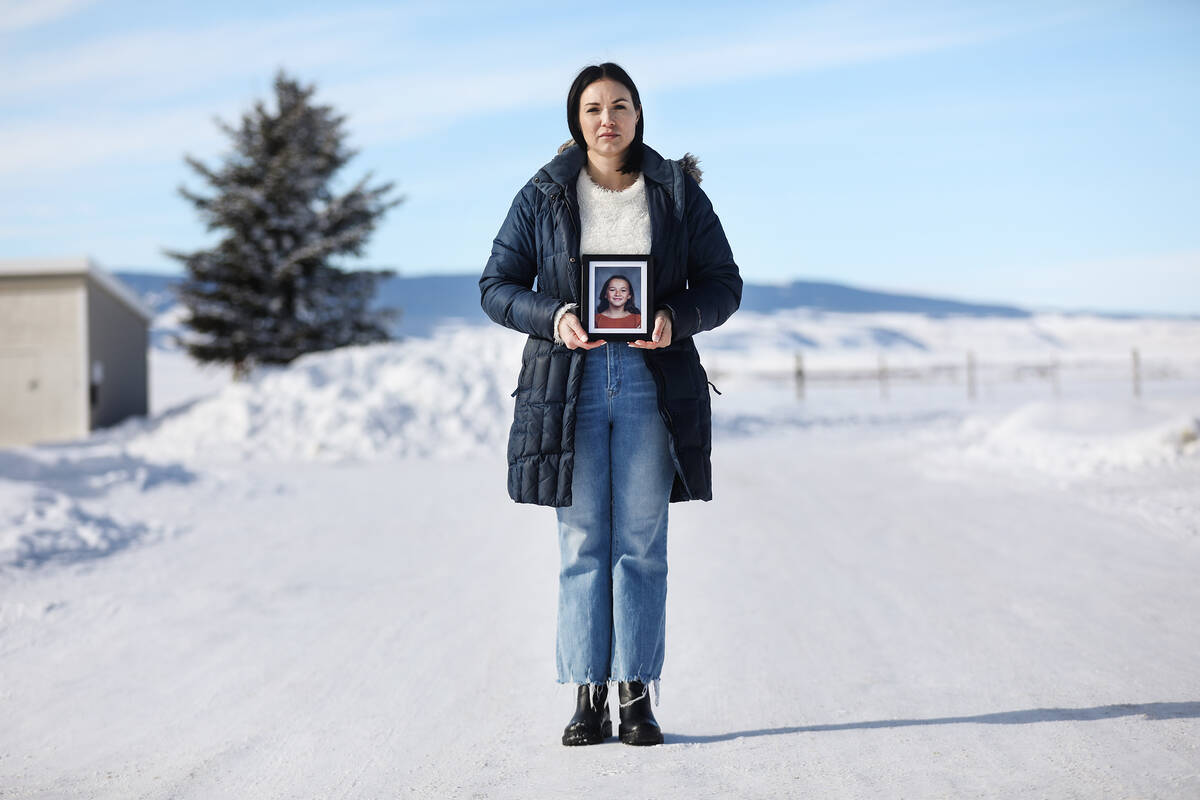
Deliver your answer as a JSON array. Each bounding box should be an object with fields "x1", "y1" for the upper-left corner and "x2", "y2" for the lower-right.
[{"x1": 165, "y1": 70, "x2": 401, "y2": 378}]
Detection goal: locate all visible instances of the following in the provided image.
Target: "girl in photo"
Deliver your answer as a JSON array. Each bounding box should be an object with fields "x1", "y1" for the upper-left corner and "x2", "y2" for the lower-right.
[{"x1": 595, "y1": 274, "x2": 642, "y2": 329}]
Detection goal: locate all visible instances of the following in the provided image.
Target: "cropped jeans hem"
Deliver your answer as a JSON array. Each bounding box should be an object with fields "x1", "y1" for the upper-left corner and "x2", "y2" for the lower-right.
[{"x1": 555, "y1": 674, "x2": 663, "y2": 685}]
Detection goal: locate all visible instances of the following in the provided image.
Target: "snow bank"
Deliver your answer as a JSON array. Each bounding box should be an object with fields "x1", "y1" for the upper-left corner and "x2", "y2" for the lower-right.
[
  {"x1": 0, "y1": 446, "x2": 190, "y2": 569},
  {"x1": 702, "y1": 310, "x2": 1200, "y2": 374},
  {"x1": 127, "y1": 326, "x2": 524, "y2": 463},
  {"x1": 149, "y1": 304, "x2": 189, "y2": 351},
  {"x1": 4, "y1": 310, "x2": 1199, "y2": 569},
  {"x1": 953, "y1": 401, "x2": 1200, "y2": 479},
  {"x1": 0, "y1": 481, "x2": 163, "y2": 568},
  {"x1": 1, "y1": 325, "x2": 525, "y2": 566}
]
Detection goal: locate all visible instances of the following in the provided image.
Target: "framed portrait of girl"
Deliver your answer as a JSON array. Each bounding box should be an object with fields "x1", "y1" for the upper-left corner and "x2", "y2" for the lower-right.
[{"x1": 581, "y1": 254, "x2": 654, "y2": 342}]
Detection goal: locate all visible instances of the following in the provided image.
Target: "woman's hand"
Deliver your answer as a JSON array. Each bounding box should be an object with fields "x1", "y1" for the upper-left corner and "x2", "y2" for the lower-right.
[
  {"x1": 630, "y1": 310, "x2": 673, "y2": 350},
  {"x1": 558, "y1": 312, "x2": 606, "y2": 350}
]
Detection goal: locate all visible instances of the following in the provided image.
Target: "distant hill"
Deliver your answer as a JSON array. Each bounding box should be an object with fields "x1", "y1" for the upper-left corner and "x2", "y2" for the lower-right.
[
  {"x1": 114, "y1": 271, "x2": 1031, "y2": 337},
  {"x1": 736, "y1": 279, "x2": 1028, "y2": 318}
]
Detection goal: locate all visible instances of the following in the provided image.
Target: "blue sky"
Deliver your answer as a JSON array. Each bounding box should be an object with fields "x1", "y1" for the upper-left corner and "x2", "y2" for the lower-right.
[{"x1": 2, "y1": 0, "x2": 1197, "y2": 313}]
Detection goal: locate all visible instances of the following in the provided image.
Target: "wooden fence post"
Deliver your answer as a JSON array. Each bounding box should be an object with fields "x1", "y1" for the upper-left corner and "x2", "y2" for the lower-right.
[
  {"x1": 1132, "y1": 348, "x2": 1141, "y2": 398},
  {"x1": 966, "y1": 351, "x2": 977, "y2": 401}
]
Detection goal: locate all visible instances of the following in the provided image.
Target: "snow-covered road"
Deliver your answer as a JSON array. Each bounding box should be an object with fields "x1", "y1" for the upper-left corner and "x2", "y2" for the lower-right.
[{"x1": 3, "y1": 422, "x2": 1198, "y2": 798}]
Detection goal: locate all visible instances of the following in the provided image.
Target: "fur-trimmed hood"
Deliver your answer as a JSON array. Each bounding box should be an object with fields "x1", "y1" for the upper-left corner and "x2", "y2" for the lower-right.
[
  {"x1": 557, "y1": 140, "x2": 702, "y2": 183},
  {"x1": 536, "y1": 142, "x2": 698, "y2": 224}
]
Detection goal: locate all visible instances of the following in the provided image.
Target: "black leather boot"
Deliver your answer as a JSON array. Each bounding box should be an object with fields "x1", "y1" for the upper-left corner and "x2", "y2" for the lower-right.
[
  {"x1": 617, "y1": 681, "x2": 663, "y2": 745},
  {"x1": 562, "y1": 683, "x2": 611, "y2": 746}
]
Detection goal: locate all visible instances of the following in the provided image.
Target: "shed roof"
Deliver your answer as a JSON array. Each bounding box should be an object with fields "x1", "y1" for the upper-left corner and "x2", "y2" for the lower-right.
[{"x1": 0, "y1": 257, "x2": 155, "y2": 323}]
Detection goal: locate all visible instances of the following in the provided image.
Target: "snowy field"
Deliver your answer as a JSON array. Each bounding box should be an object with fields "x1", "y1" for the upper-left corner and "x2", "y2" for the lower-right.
[{"x1": 2, "y1": 309, "x2": 1199, "y2": 798}]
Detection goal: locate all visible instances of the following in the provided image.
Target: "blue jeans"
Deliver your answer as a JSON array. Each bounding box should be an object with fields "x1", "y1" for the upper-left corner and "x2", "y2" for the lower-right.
[{"x1": 555, "y1": 343, "x2": 676, "y2": 685}]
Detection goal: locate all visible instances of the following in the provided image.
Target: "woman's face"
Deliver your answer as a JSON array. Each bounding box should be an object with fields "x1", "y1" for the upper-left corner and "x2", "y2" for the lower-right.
[
  {"x1": 578, "y1": 78, "x2": 639, "y2": 158},
  {"x1": 605, "y1": 278, "x2": 631, "y2": 309}
]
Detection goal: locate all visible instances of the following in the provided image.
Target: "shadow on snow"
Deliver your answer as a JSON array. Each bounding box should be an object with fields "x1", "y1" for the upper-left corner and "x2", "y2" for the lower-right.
[{"x1": 668, "y1": 701, "x2": 1200, "y2": 744}]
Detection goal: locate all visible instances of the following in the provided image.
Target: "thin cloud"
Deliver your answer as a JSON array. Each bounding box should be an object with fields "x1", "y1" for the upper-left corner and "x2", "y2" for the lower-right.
[
  {"x1": 626, "y1": 1, "x2": 1092, "y2": 92},
  {"x1": 0, "y1": 6, "x2": 410, "y2": 100},
  {"x1": 0, "y1": 0, "x2": 97, "y2": 33},
  {"x1": 0, "y1": 2, "x2": 1095, "y2": 176},
  {"x1": 0, "y1": 104, "x2": 231, "y2": 176},
  {"x1": 333, "y1": 2, "x2": 1085, "y2": 145}
]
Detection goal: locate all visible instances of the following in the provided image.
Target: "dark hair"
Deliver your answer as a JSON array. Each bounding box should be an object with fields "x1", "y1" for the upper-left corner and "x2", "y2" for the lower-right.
[
  {"x1": 597, "y1": 274, "x2": 640, "y2": 315},
  {"x1": 567, "y1": 62, "x2": 644, "y2": 175}
]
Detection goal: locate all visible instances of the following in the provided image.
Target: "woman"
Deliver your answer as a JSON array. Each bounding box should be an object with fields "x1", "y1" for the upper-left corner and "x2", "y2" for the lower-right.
[
  {"x1": 595, "y1": 274, "x2": 642, "y2": 328},
  {"x1": 480, "y1": 62, "x2": 741, "y2": 747}
]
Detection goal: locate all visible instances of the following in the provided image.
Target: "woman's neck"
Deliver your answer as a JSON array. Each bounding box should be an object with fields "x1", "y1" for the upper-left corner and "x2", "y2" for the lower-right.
[{"x1": 585, "y1": 153, "x2": 637, "y2": 191}]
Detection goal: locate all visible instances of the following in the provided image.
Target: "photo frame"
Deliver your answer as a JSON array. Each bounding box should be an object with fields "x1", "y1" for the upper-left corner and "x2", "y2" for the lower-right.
[{"x1": 580, "y1": 254, "x2": 654, "y2": 342}]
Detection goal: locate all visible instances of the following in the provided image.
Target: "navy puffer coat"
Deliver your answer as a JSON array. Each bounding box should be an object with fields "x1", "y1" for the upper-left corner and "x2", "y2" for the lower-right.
[{"x1": 480, "y1": 143, "x2": 741, "y2": 507}]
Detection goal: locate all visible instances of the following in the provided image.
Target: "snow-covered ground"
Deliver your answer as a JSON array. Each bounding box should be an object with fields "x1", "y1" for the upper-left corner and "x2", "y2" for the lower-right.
[{"x1": 2, "y1": 309, "x2": 1199, "y2": 798}]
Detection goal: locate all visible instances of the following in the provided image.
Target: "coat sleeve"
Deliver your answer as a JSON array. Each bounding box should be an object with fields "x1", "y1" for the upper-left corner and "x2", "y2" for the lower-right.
[
  {"x1": 479, "y1": 184, "x2": 563, "y2": 341},
  {"x1": 658, "y1": 175, "x2": 742, "y2": 341}
]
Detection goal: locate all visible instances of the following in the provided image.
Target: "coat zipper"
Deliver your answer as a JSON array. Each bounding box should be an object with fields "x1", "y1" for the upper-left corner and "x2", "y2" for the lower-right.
[{"x1": 553, "y1": 188, "x2": 582, "y2": 302}]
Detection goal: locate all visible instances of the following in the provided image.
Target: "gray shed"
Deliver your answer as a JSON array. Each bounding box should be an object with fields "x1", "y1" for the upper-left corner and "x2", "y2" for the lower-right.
[{"x1": 0, "y1": 258, "x2": 152, "y2": 447}]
